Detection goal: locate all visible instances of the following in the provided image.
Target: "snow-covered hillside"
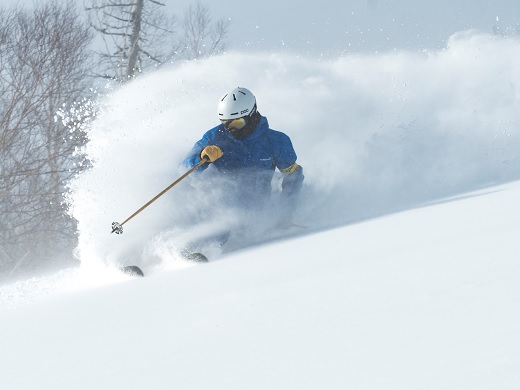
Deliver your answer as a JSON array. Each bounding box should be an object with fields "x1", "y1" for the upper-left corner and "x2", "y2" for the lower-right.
[
  {"x1": 1, "y1": 30, "x2": 520, "y2": 389},
  {"x1": 0, "y1": 180, "x2": 519, "y2": 389}
]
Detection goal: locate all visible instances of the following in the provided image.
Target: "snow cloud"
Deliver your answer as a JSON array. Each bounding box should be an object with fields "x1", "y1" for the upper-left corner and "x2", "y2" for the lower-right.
[{"x1": 67, "y1": 31, "x2": 520, "y2": 268}]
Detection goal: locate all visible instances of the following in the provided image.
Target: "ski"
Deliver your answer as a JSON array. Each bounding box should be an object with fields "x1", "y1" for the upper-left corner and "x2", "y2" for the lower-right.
[
  {"x1": 117, "y1": 252, "x2": 207, "y2": 278},
  {"x1": 180, "y1": 252, "x2": 209, "y2": 263},
  {"x1": 119, "y1": 265, "x2": 145, "y2": 277}
]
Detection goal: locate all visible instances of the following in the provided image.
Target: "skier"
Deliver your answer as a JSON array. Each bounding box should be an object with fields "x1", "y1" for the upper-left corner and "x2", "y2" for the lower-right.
[{"x1": 183, "y1": 87, "x2": 304, "y2": 235}]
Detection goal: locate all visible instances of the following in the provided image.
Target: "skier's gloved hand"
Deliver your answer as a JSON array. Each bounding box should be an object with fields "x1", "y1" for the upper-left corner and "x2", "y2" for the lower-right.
[{"x1": 201, "y1": 145, "x2": 223, "y2": 163}]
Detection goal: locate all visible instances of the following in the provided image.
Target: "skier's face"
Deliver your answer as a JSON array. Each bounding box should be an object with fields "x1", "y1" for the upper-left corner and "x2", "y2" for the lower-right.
[{"x1": 221, "y1": 112, "x2": 257, "y2": 141}]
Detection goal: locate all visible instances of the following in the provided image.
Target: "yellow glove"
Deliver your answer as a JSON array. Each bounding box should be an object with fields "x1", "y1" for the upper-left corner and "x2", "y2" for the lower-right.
[{"x1": 201, "y1": 145, "x2": 223, "y2": 162}]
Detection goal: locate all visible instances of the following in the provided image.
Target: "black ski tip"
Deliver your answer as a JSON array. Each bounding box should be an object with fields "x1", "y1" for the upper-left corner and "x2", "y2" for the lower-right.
[
  {"x1": 183, "y1": 252, "x2": 209, "y2": 263},
  {"x1": 120, "y1": 265, "x2": 145, "y2": 277}
]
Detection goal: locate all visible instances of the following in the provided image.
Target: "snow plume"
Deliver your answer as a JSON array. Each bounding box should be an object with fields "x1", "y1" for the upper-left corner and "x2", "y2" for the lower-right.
[{"x1": 67, "y1": 31, "x2": 520, "y2": 269}]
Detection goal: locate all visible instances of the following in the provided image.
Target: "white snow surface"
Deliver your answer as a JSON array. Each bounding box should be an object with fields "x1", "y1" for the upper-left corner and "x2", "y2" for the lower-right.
[
  {"x1": 1, "y1": 182, "x2": 519, "y2": 389},
  {"x1": 1, "y1": 31, "x2": 520, "y2": 389}
]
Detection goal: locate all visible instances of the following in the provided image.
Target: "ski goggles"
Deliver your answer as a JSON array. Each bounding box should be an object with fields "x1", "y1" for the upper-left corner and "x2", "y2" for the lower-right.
[{"x1": 220, "y1": 117, "x2": 246, "y2": 130}]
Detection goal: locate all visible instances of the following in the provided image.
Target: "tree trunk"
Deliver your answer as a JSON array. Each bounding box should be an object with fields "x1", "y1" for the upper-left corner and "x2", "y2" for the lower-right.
[{"x1": 127, "y1": 0, "x2": 144, "y2": 79}]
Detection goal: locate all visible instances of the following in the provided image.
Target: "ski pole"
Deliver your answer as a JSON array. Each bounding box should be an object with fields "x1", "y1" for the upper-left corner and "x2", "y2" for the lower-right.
[{"x1": 111, "y1": 157, "x2": 208, "y2": 234}]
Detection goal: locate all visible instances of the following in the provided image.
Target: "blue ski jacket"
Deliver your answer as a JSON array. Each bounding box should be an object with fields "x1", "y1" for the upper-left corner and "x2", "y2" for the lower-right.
[{"x1": 183, "y1": 115, "x2": 304, "y2": 217}]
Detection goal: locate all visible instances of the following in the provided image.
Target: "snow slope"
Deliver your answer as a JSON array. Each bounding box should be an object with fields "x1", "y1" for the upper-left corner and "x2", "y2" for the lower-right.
[{"x1": 0, "y1": 180, "x2": 519, "y2": 389}]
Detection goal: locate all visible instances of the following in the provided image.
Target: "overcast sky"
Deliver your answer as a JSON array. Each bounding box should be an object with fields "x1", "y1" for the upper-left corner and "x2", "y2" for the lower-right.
[
  {"x1": 3, "y1": 0, "x2": 520, "y2": 55},
  {"x1": 172, "y1": 0, "x2": 520, "y2": 55}
]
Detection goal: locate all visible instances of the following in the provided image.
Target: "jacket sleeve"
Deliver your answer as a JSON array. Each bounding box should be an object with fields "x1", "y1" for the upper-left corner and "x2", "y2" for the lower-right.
[
  {"x1": 182, "y1": 129, "x2": 214, "y2": 170},
  {"x1": 275, "y1": 133, "x2": 304, "y2": 220},
  {"x1": 279, "y1": 162, "x2": 304, "y2": 216}
]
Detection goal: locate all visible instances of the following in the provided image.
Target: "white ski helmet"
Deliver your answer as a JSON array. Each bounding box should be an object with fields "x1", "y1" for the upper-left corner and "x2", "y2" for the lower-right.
[{"x1": 217, "y1": 87, "x2": 257, "y2": 120}]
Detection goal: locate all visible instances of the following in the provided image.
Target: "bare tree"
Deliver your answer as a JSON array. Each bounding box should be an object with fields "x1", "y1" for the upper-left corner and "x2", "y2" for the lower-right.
[
  {"x1": 86, "y1": 0, "x2": 176, "y2": 82},
  {"x1": 0, "y1": 1, "x2": 94, "y2": 280},
  {"x1": 179, "y1": 2, "x2": 230, "y2": 60},
  {"x1": 86, "y1": 1, "x2": 230, "y2": 81}
]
